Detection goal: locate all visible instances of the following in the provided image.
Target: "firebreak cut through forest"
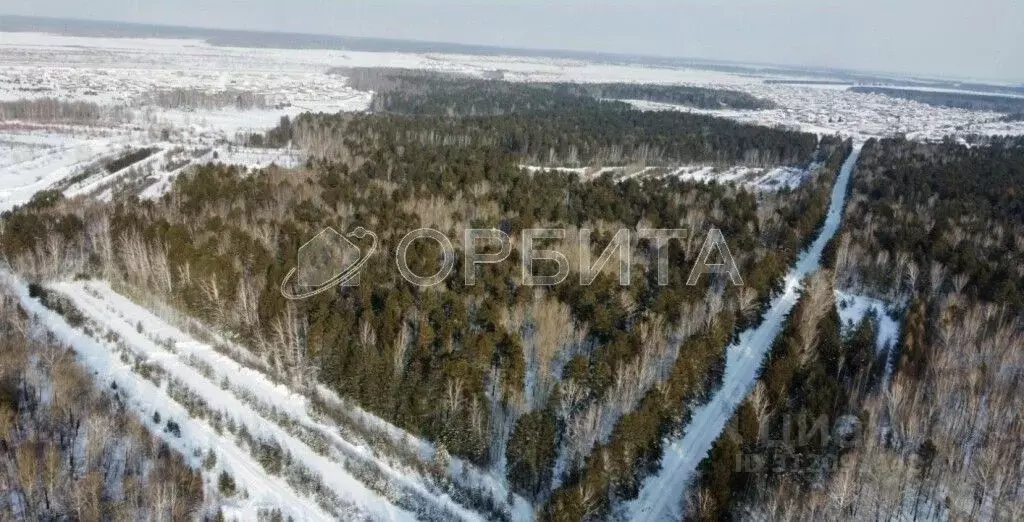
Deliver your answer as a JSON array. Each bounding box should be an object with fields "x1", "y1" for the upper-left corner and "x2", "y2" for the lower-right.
[
  {"x1": 0, "y1": 289, "x2": 207, "y2": 520},
  {"x1": 0, "y1": 64, "x2": 1022, "y2": 521},
  {"x1": 693, "y1": 136, "x2": 1024, "y2": 520}
]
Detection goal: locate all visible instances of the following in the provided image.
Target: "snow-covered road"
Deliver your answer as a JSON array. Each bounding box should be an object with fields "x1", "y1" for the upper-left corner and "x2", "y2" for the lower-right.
[{"x1": 625, "y1": 143, "x2": 863, "y2": 521}]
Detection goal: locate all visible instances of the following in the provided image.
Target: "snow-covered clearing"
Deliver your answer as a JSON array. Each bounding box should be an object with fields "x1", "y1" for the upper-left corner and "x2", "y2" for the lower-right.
[
  {"x1": 62, "y1": 143, "x2": 169, "y2": 199},
  {"x1": 211, "y1": 146, "x2": 303, "y2": 170},
  {"x1": 143, "y1": 94, "x2": 371, "y2": 139},
  {"x1": 625, "y1": 144, "x2": 862, "y2": 521},
  {"x1": 133, "y1": 145, "x2": 304, "y2": 200},
  {"x1": 136, "y1": 147, "x2": 216, "y2": 200},
  {"x1": 835, "y1": 290, "x2": 901, "y2": 353},
  {"x1": 835, "y1": 290, "x2": 903, "y2": 381},
  {"x1": 523, "y1": 163, "x2": 815, "y2": 191},
  {"x1": 0, "y1": 131, "x2": 128, "y2": 211},
  {"x1": 0, "y1": 124, "x2": 311, "y2": 206},
  {"x1": 667, "y1": 164, "x2": 813, "y2": 191}
]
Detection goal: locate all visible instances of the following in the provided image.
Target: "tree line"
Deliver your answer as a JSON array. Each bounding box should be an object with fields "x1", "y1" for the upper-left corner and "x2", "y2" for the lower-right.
[
  {"x1": 336, "y1": 67, "x2": 775, "y2": 111},
  {"x1": 135, "y1": 88, "x2": 271, "y2": 110},
  {"x1": 0, "y1": 98, "x2": 108, "y2": 124}
]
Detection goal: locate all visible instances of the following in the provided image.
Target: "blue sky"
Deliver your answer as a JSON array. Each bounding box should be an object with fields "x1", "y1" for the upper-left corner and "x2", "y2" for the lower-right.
[{"x1": 4, "y1": 0, "x2": 1023, "y2": 82}]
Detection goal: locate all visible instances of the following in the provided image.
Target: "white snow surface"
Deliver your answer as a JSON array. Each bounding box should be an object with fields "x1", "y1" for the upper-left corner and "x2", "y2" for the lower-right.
[
  {"x1": 0, "y1": 131, "x2": 128, "y2": 211},
  {"x1": 0, "y1": 127, "x2": 310, "y2": 207},
  {"x1": 835, "y1": 290, "x2": 901, "y2": 353},
  {"x1": 62, "y1": 142, "x2": 170, "y2": 198},
  {"x1": 625, "y1": 144, "x2": 862, "y2": 521},
  {"x1": 667, "y1": 164, "x2": 813, "y2": 191},
  {"x1": 211, "y1": 146, "x2": 303, "y2": 170},
  {"x1": 72, "y1": 280, "x2": 423, "y2": 520}
]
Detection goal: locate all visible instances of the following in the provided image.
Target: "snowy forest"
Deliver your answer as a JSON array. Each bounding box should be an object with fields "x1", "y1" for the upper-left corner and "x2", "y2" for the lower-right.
[
  {"x1": 2, "y1": 67, "x2": 1022, "y2": 521},
  {"x1": 0, "y1": 72, "x2": 854, "y2": 519}
]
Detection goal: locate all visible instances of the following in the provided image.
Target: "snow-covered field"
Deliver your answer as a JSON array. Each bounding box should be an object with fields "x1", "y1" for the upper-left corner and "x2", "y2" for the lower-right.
[
  {"x1": 0, "y1": 125, "x2": 305, "y2": 207},
  {"x1": 625, "y1": 144, "x2": 862, "y2": 521},
  {"x1": 4, "y1": 29, "x2": 1024, "y2": 147},
  {"x1": 0, "y1": 128, "x2": 131, "y2": 211},
  {"x1": 0, "y1": 32, "x2": 371, "y2": 206},
  {"x1": 667, "y1": 164, "x2": 814, "y2": 191}
]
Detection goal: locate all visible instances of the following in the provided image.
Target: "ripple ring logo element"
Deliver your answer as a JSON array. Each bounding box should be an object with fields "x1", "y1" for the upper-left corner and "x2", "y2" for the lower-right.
[{"x1": 280, "y1": 227, "x2": 378, "y2": 300}]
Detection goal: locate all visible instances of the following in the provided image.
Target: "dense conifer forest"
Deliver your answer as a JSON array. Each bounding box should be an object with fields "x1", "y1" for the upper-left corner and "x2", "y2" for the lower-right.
[{"x1": 296, "y1": 68, "x2": 810, "y2": 167}]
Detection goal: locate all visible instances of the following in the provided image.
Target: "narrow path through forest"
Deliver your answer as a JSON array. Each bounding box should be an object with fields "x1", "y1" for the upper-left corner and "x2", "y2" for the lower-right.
[{"x1": 625, "y1": 143, "x2": 863, "y2": 521}]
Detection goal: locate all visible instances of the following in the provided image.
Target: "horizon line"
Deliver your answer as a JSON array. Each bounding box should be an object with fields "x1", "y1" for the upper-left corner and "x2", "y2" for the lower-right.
[{"x1": 1, "y1": 13, "x2": 1020, "y2": 85}]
